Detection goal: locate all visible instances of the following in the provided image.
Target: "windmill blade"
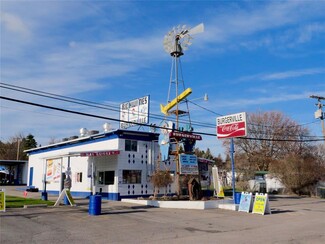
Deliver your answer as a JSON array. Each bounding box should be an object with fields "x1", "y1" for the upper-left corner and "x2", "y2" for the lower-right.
[{"x1": 188, "y1": 23, "x2": 204, "y2": 35}]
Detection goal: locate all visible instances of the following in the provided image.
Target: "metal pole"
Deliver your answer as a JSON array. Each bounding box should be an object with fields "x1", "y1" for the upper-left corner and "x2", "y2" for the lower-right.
[
  {"x1": 174, "y1": 46, "x2": 181, "y2": 197},
  {"x1": 230, "y1": 138, "x2": 236, "y2": 202},
  {"x1": 16, "y1": 138, "x2": 21, "y2": 161}
]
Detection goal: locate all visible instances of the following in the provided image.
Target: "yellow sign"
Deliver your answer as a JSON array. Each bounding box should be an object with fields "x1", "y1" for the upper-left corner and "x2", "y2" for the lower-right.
[
  {"x1": 217, "y1": 179, "x2": 225, "y2": 198},
  {"x1": 160, "y1": 88, "x2": 192, "y2": 115},
  {"x1": 252, "y1": 193, "x2": 271, "y2": 215},
  {"x1": 0, "y1": 191, "x2": 5, "y2": 212},
  {"x1": 65, "y1": 189, "x2": 75, "y2": 206}
]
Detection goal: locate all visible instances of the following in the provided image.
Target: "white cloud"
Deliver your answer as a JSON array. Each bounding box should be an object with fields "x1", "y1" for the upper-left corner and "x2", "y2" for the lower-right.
[
  {"x1": 297, "y1": 23, "x2": 325, "y2": 44},
  {"x1": 214, "y1": 91, "x2": 320, "y2": 109},
  {"x1": 238, "y1": 67, "x2": 325, "y2": 82},
  {"x1": 203, "y1": 1, "x2": 325, "y2": 51},
  {"x1": 262, "y1": 67, "x2": 325, "y2": 80},
  {"x1": 0, "y1": 12, "x2": 30, "y2": 37}
]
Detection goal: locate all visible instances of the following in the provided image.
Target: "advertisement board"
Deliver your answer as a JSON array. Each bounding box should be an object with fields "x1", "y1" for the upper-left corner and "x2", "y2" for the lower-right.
[
  {"x1": 120, "y1": 95, "x2": 149, "y2": 129},
  {"x1": 46, "y1": 158, "x2": 62, "y2": 183},
  {"x1": 238, "y1": 192, "x2": 253, "y2": 213},
  {"x1": 179, "y1": 154, "x2": 198, "y2": 175},
  {"x1": 216, "y1": 112, "x2": 247, "y2": 139},
  {"x1": 252, "y1": 193, "x2": 271, "y2": 215}
]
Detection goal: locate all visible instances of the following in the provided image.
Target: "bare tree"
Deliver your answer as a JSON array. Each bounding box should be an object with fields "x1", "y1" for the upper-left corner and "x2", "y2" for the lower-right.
[
  {"x1": 270, "y1": 147, "x2": 325, "y2": 195},
  {"x1": 222, "y1": 111, "x2": 325, "y2": 195},
  {"x1": 224, "y1": 111, "x2": 311, "y2": 172}
]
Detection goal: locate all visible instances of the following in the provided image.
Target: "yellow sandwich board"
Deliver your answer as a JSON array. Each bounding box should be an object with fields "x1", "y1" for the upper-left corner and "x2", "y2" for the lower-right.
[
  {"x1": 54, "y1": 189, "x2": 76, "y2": 207},
  {"x1": 0, "y1": 190, "x2": 5, "y2": 212},
  {"x1": 252, "y1": 193, "x2": 271, "y2": 215}
]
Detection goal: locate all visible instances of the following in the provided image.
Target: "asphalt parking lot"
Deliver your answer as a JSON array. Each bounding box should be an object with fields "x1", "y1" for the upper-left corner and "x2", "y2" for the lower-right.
[{"x1": 0, "y1": 186, "x2": 324, "y2": 244}]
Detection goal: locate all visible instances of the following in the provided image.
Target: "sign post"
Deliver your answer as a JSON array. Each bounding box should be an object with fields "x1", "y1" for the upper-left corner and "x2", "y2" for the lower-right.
[{"x1": 216, "y1": 112, "x2": 247, "y2": 203}]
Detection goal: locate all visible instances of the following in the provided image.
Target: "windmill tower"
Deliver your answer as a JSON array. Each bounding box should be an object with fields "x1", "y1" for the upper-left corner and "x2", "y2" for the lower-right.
[
  {"x1": 161, "y1": 23, "x2": 204, "y2": 196},
  {"x1": 162, "y1": 23, "x2": 204, "y2": 128}
]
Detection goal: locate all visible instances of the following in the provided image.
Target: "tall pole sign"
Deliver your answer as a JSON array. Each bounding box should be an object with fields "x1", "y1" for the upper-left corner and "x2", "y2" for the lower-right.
[
  {"x1": 216, "y1": 112, "x2": 247, "y2": 203},
  {"x1": 216, "y1": 112, "x2": 247, "y2": 139}
]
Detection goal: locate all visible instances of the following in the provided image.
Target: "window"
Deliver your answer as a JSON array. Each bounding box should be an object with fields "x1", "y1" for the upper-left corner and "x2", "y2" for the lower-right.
[
  {"x1": 125, "y1": 140, "x2": 137, "y2": 152},
  {"x1": 122, "y1": 170, "x2": 142, "y2": 184},
  {"x1": 76, "y1": 172, "x2": 82, "y2": 182},
  {"x1": 98, "y1": 171, "x2": 115, "y2": 185}
]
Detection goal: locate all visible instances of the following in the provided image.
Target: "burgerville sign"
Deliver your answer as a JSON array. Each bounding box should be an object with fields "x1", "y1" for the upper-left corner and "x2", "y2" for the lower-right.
[{"x1": 216, "y1": 112, "x2": 247, "y2": 139}]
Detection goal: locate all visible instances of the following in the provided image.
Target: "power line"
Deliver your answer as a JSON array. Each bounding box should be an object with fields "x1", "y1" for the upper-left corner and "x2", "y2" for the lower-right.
[
  {"x1": 2, "y1": 82, "x2": 318, "y2": 132},
  {"x1": 0, "y1": 82, "x2": 216, "y2": 129},
  {"x1": 1, "y1": 83, "x2": 323, "y2": 138},
  {"x1": 1, "y1": 95, "x2": 324, "y2": 142}
]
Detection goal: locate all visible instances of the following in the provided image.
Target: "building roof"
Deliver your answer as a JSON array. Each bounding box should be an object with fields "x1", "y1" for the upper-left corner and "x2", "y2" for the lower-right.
[
  {"x1": 25, "y1": 129, "x2": 159, "y2": 155},
  {"x1": 0, "y1": 160, "x2": 28, "y2": 165}
]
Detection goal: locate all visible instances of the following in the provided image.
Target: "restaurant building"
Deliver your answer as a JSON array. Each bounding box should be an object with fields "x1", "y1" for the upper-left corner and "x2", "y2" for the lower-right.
[{"x1": 25, "y1": 129, "x2": 175, "y2": 200}]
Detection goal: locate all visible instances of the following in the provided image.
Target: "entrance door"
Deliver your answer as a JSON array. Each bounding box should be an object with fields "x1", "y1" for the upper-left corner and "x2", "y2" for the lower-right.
[{"x1": 29, "y1": 167, "x2": 34, "y2": 186}]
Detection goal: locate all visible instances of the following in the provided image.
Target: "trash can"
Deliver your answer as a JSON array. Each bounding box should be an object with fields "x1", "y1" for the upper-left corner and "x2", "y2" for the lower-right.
[
  {"x1": 234, "y1": 192, "x2": 241, "y2": 204},
  {"x1": 89, "y1": 195, "x2": 102, "y2": 215}
]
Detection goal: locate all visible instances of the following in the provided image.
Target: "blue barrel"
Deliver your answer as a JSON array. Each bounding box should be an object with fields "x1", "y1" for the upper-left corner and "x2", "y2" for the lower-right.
[
  {"x1": 89, "y1": 195, "x2": 102, "y2": 215},
  {"x1": 234, "y1": 192, "x2": 241, "y2": 204}
]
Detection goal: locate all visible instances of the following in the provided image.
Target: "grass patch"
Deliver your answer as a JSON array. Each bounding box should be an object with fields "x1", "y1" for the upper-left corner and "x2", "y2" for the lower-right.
[{"x1": 5, "y1": 196, "x2": 55, "y2": 208}]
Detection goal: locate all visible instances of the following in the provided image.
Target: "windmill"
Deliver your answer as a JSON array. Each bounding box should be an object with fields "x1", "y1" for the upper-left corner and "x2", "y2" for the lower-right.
[
  {"x1": 161, "y1": 23, "x2": 204, "y2": 125},
  {"x1": 161, "y1": 23, "x2": 204, "y2": 196}
]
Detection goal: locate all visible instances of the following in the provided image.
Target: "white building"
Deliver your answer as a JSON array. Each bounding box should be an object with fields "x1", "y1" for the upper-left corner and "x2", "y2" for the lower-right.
[{"x1": 25, "y1": 129, "x2": 175, "y2": 200}]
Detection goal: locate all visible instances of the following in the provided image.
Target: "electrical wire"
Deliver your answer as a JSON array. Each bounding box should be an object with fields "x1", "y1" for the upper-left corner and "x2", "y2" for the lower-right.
[
  {"x1": 1, "y1": 82, "x2": 323, "y2": 139},
  {"x1": 1, "y1": 95, "x2": 324, "y2": 142},
  {"x1": 0, "y1": 83, "x2": 216, "y2": 129}
]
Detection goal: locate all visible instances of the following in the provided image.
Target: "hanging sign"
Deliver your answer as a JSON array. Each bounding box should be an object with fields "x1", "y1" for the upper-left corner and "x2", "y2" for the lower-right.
[
  {"x1": 0, "y1": 190, "x2": 5, "y2": 212},
  {"x1": 238, "y1": 192, "x2": 253, "y2": 213},
  {"x1": 169, "y1": 132, "x2": 202, "y2": 140},
  {"x1": 216, "y1": 112, "x2": 247, "y2": 139},
  {"x1": 252, "y1": 193, "x2": 272, "y2": 215}
]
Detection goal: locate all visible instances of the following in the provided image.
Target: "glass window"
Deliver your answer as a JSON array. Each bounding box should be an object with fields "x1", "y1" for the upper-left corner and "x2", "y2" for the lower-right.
[
  {"x1": 125, "y1": 140, "x2": 137, "y2": 152},
  {"x1": 122, "y1": 170, "x2": 142, "y2": 184},
  {"x1": 76, "y1": 172, "x2": 82, "y2": 182},
  {"x1": 98, "y1": 171, "x2": 115, "y2": 185}
]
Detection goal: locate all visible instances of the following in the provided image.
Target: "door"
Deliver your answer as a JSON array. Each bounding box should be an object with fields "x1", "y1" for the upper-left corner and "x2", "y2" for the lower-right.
[{"x1": 29, "y1": 167, "x2": 34, "y2": 186}]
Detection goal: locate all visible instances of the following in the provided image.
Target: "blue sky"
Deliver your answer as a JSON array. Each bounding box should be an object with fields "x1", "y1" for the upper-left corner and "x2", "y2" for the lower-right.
[{"x1": 1, "y1": 0, "x2": 325, "y2": 157}]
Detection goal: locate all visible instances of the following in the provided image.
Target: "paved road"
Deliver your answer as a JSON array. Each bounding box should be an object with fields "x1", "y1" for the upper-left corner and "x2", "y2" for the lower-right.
[{"x1": 0, "y1": 186, "x2": 324, "y2": 244}]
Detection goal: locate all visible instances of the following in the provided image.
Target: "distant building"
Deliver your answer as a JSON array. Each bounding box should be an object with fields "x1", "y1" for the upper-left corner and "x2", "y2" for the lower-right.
[
  {"x1": 0, "y1": 160, "x2": 28, "y2": 185},
  {"x1": 25, "y1": 129, "x2": 176, "y2": 200}
]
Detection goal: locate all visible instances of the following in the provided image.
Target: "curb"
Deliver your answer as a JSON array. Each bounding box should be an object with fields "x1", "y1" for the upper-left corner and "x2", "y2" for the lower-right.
[{"x1": 23, "y1": 204, "x2": 48, "y2": 208}]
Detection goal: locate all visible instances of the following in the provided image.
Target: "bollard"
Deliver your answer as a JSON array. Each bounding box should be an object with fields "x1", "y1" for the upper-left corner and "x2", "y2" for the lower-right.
[{"x1": 41, "y1": 192, "x2": 48, "y2": 201}]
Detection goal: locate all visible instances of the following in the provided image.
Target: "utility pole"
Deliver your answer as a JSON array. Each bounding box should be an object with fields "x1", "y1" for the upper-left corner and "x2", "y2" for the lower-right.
[{"x1": 309, "y1": 95, "x2": 325, "y2": 140}]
